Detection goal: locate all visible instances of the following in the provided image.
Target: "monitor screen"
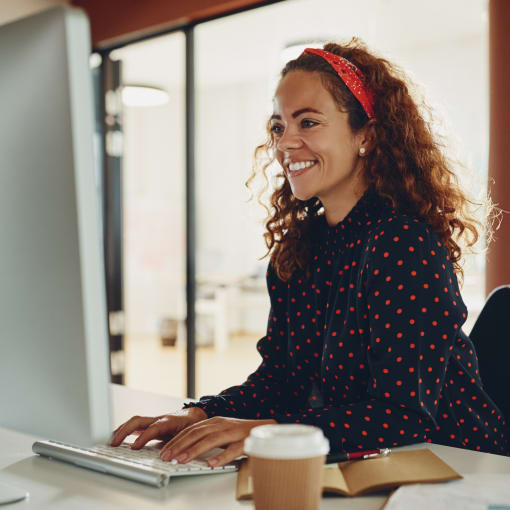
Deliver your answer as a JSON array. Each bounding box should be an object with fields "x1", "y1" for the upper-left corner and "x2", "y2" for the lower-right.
[{"x1": 0, "y1": 6, "x2": 111, "y2": 447}]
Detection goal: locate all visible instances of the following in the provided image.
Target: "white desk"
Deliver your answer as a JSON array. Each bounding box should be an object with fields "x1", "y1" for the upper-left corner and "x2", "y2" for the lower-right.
[{"x1": 2, "y1": 384, "x2": 510, "y2": 509}]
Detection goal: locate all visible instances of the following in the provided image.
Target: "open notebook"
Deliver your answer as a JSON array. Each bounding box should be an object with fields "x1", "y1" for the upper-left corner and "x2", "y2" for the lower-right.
[{"x1": 236, "y1": 448, "x2": 461, "y2": 499}]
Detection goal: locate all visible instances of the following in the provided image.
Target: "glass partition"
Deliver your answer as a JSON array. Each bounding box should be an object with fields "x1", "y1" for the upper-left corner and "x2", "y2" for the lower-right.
[
  {"x1": 113, "y1": 0, "x2": 489, "y2": 396},
  {"x1": 115, "y1": 33, "x2": 188, "y2": 396},
  {"x1": 194, "y1": 0, "x2": 488, "y2": 395}
]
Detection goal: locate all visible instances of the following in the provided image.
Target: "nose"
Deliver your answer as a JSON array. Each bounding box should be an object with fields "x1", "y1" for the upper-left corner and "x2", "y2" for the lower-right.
[{"x1": 276, "y1": 127, "x2": 302, "y2": 152}]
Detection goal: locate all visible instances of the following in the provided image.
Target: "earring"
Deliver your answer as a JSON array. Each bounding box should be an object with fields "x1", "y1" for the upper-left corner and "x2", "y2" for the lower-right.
[{"x1": 359, "y1": 147, "x2": 366, "y2": 155}]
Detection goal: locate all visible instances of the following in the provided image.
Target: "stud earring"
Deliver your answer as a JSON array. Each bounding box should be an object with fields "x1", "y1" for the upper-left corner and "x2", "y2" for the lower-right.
[{"x1": 359, "y1": 147, "x2": 366, "y2": 155}]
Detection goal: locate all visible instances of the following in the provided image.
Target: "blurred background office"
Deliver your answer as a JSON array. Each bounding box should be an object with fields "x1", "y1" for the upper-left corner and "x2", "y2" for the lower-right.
[{"x1": 2, "y1": 0, "x2": 509, "y2": 400}]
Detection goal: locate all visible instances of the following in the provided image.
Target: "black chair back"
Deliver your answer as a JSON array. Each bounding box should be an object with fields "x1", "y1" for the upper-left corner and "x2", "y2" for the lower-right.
[{"x1": 469, "y1": 285, "x2": 510, "y2": 422}]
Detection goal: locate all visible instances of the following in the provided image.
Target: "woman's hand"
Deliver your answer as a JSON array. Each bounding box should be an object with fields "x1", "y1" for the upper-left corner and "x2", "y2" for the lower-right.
[
  {"x1": 159, "y1": 416, "x2": 277, "y2": 467},
  {"x1": 110, "y1": 406, "x2": 208, "y2": 449}
]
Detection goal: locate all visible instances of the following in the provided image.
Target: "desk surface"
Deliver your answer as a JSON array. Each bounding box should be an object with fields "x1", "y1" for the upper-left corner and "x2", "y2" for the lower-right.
[{"x1": 2, "y1": 384, "x2": 510, "y2": 509}]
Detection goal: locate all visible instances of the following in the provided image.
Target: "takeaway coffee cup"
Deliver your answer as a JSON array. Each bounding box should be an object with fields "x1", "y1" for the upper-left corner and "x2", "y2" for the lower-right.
[{"x1": 244, "y1": 424, "x2": 329, "y2": 510}]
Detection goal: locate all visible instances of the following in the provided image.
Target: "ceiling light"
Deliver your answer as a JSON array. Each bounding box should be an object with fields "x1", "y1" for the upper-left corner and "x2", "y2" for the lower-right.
[
  {"x1": 121, "y1": 85, "x2": 169, "y2": 107},
  {"x1": 89, "y1": 52, "x2": 102, "y2": 69}
]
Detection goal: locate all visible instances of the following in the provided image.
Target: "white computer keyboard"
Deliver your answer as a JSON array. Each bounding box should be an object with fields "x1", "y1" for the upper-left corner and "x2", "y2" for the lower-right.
[
  {"x1": 91, "y1": 442, "x2": 230, "y2": 474},
  {"x1": 33, "y1": 439, "x2": 239, "y2": 487}
]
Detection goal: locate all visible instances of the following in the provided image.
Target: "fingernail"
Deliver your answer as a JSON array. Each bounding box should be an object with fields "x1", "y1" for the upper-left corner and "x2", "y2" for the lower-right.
[
  {"x1": 208, "y1": 458, "x2": 218, "y2": 466},
  {"x1": 176, "y1": 453, "x2": 188, "y2": 463}
]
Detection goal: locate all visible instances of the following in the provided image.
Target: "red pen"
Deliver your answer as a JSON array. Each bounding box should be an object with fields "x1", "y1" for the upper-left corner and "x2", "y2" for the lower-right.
[{"x1": 326, "y1": 448, "x2": 391, "y2": 464}]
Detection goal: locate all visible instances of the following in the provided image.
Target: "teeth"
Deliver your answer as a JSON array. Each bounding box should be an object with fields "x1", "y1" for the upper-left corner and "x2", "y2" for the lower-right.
[{"x1": 288, "y1": 160, "x2": 316, "y2": 172}]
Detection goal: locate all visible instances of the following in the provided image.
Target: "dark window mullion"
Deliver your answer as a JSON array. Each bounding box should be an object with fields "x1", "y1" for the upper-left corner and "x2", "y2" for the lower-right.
[
  {"x1": 185, "y1": 27, "x2": 197, "y2": 399},
  {"x1": 101, "y1": 55, "x2": 124, "y2": 385}
]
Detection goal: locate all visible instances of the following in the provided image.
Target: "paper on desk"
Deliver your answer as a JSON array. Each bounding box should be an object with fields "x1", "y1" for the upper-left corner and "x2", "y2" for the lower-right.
[{"x1": 383, "y1": 474, "x2": 510, "y2": 510}]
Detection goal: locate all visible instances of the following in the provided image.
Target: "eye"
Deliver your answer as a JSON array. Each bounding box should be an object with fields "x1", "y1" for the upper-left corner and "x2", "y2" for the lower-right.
[
  {"x1": 270, "y1": 123, "x2": 283, "y2": 135},
  {"x1": 301, "y1": 119, "x2": 318, "y2": 128}
]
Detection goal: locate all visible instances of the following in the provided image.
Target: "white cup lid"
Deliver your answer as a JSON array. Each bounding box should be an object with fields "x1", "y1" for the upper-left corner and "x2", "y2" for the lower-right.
[{"x1": 244, "y1": 424, "x2": 330, "y2": 459}]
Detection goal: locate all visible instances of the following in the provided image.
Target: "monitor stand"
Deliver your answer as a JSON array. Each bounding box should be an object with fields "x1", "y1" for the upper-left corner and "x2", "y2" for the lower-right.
[{"x1": 0, "y1": 479, "x2": 29, "y2": 505}]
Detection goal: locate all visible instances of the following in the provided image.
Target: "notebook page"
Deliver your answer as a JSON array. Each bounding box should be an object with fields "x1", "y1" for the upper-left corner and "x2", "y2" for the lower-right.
[{"x1": 383, "y1": 474, "x2": 510, "y2": 510}]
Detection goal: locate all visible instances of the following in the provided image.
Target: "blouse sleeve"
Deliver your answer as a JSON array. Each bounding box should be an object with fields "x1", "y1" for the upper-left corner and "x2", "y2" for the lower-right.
[
  {"x1": 183, "y1": 261, "x2": 308, "y2": 419},
  {"x1": 272, "y1": 218, "x2": 468, "y2": 452}
]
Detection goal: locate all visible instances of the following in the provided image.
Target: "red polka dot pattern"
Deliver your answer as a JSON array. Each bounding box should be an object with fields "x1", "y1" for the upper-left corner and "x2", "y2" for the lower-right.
[{"x1": 185, "y1": 189, "x2": 508, "y2": 456}]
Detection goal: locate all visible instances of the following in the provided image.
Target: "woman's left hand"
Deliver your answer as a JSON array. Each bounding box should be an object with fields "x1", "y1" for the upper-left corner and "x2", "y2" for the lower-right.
[{"x1": 159, "y1": 416, "x2": 277, "y2": 467}]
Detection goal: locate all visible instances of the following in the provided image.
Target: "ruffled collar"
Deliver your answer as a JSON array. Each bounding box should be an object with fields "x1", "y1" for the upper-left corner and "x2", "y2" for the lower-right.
[{"x1": 314, "y1": 186, "x2": 393, "y2": 253}]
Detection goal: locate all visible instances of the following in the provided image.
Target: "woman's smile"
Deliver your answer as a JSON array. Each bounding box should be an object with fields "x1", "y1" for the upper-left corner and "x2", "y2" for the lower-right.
[{"x1": 286, "y1": 159, "x2": 318, "y2": 177}]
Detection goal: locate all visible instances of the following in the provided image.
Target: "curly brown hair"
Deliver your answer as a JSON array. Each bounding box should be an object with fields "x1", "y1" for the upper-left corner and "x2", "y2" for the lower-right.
[{"x1": 246, "y1": 38, "x2": 499, "y2": 286}]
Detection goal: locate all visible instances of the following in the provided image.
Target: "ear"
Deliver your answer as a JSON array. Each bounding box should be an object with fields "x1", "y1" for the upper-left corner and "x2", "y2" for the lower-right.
[{"x1": 357, "y1": 119, "x2": 377, "y2": 156}]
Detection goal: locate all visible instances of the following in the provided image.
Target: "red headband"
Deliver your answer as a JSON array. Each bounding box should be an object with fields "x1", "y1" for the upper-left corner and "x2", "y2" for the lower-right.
[{"x1": 302, "y1": 48, "x2": 375, "y2": 120}]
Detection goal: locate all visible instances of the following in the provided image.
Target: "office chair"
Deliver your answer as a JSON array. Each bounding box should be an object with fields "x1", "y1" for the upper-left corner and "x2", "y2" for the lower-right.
[{"x1": 469, "y1": 285, "x2": 510, "y2": 423}]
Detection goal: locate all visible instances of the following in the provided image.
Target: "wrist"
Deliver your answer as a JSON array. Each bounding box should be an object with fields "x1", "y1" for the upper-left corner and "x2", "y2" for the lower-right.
[{"x1": 186, "y1": 405, "x2": 208, "y2": 422}]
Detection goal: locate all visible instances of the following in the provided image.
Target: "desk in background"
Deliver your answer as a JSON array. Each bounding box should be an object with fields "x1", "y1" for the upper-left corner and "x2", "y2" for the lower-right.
[{"x1": 2, "y1": 384, "x2": 510, "y2": 509}]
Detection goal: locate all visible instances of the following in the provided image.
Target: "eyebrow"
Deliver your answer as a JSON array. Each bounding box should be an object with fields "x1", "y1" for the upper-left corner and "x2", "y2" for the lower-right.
[{"x1": 270, "y1": 107, "x2": 324, "y2": 121}]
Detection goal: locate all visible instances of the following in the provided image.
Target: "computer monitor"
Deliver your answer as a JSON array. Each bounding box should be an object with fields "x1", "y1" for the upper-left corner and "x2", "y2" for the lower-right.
[{"x1": 0, "y1": 6, "x2": 111, "y2": 447}]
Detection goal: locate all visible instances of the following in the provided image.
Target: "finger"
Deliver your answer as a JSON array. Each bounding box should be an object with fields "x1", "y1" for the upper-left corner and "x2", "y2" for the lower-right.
[
  {"x1": 160, "y1": 422, "x2": 211, "y2": 459},
  {"x1": 112, "y1": 425, "x2": 144, "y2": 439},
  {"x1": 158, "y1": 415, "x2": 214, "y2": 457},
  {"x1": 161, "y1": 417, "x2": 251, "y2": 460},
  {"x1": 207, "y1": 441, "x2": 244, "y2": 467},
  {"x1": 111, "y1": 416, "x2": 146, "y2": 442},
  {"x1": 160, "y1": 422, "x2": 219, "y2": 461},
  {"x1": 171, "y1": 433, "x2": 230, "y2": 464},
  {"x1": 160, "y1": 419, "x2": 209, "y2": 454},
  {"x1": 111, "y1": 416, "x2": 156, "y2": 446},
  {"x1": 131, "y1": 418, "x2": 175, "y2": 449}
]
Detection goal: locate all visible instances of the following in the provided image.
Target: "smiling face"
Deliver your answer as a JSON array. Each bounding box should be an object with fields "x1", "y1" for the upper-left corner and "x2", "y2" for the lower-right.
[{"x1": 271, "y1": 70, "x2": 368, "y2": 225}]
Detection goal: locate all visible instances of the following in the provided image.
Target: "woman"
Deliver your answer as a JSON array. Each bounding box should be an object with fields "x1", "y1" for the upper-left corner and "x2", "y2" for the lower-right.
[{"x1": 111, "y1": 39, "x2": 508, "y2": 465}]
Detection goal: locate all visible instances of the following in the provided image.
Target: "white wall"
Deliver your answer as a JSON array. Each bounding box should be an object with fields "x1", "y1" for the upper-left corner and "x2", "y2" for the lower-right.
[{"x1": 123, "y1": 88, "x2": 187, "y2": 336}]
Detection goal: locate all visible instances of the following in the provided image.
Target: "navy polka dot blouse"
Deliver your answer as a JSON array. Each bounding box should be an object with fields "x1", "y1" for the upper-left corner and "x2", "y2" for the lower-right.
[{"x1": 185, "y1": 188, "x2": 508, "y2": 456}]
